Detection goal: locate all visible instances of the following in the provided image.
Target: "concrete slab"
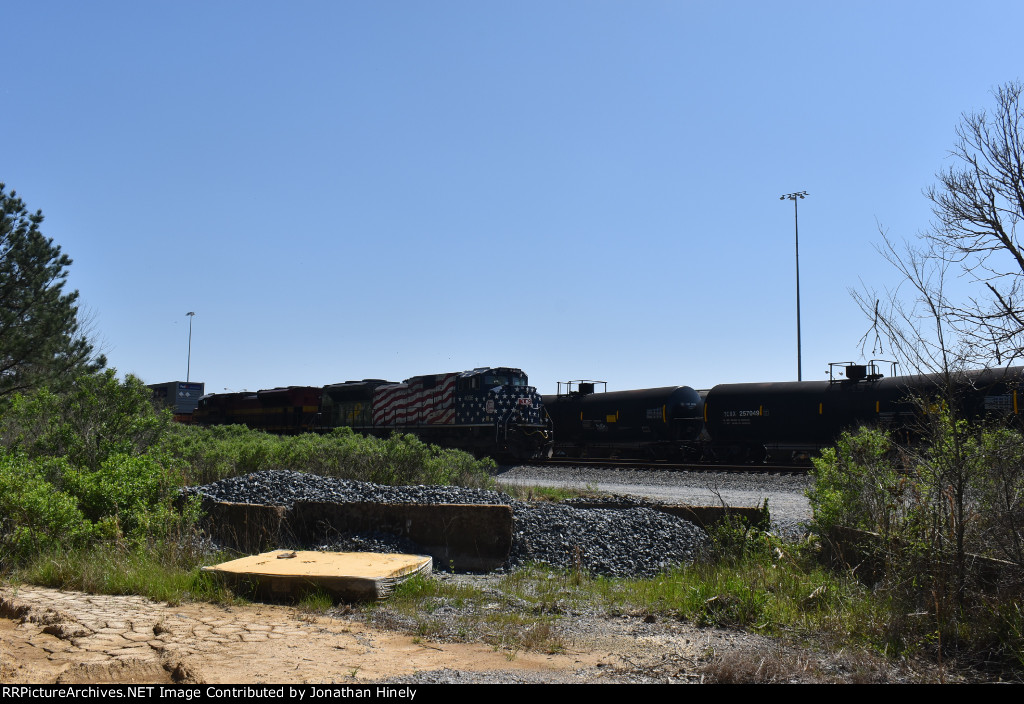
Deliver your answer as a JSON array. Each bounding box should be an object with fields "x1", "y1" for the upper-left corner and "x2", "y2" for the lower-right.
[{"x1": 203, "y1": 550, "x2": 432, "y2": 601}]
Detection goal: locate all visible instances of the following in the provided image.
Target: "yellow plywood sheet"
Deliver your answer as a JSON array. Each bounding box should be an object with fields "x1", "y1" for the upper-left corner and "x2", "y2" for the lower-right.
[
  {"x1": 208, "y1": 550, "x2": 430, "y2": 579},
  {"x1": 202, "y1": 550, "x2": 432, "y2": 601}
]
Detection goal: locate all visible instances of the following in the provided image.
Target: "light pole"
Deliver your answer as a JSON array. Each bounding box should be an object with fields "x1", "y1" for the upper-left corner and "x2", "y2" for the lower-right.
[
  {"x1": 186, "y1": 312, "x2": 196, "y2": 382},
  {"x1": 779, "y1": 191, "x2": 808, "y2": 381}
]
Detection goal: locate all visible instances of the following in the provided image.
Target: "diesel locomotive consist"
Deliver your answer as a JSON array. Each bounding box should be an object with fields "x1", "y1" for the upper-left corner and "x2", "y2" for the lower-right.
[
  {"x1": 192, "y1": 366, "x2": 553, "y2": 460},
  {"x1": 544, "y1": 363, "x2": 1024, "y2": 463}
]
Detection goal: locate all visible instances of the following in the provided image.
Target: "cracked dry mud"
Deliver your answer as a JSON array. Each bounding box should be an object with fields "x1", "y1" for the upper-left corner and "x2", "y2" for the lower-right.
[
  {"x1": 1, "y1": 582, "x2": 839, "y2": 684},
  {"x1": 0, "y1": 583, "x2": 934, "y2": 684},
  {"x1": 0, "y1": 585, "x2": 724, "y2": 684}
]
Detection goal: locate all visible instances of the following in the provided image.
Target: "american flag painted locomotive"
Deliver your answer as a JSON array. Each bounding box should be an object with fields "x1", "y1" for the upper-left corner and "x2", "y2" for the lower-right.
[{"x1": 192, "y1": 366, "x2": 553, "y2": 460}]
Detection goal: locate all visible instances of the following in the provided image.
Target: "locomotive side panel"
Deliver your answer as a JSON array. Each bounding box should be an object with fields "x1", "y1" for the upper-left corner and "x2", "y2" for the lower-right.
[
  {"x1": 703, "y1": 366, "x2": 1024, "y2": 462},
  {"x1": 319, "y1": 379, "x2": 393, "y2": 429},
  {"x1": 450, "y1": 368, "x2": 550, "y2": 459},
  {"x1": 193, "y1": 391, "x2": 259, "y2": 427},
  {"x1": 544, "y1": 386, "x2": 703, "y2": 459},
  {"x1": 370, "y1": 373, "x2": 460, "y2": 428},
  {"x1": 254, "y1": 386, "x2": 323, "y2": 433},
  {"x1": 703, "y1": 381, "x2": 880, "y2": 461}
]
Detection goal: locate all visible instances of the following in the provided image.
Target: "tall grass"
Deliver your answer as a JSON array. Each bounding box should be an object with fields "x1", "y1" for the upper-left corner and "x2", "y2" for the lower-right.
[
  {"x1": 364, "y1": 543, "x2": 893, "y2": 663},
  {"x1": 11, "y1": 543, "x2": 236, "y2": 605}
]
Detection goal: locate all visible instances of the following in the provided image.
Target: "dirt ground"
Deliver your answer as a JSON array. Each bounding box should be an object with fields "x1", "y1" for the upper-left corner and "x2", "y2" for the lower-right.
[
  {"x1": 1, "y1": 583, "x2": 945, "y2": 684},
  {"x1": 0, "y1": 584, "x2": 715, "y2": 684}
]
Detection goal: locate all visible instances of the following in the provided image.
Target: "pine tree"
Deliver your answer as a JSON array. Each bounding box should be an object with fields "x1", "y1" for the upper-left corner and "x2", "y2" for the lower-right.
[{"x1": 0, "y1": 183, "x2": 105, "y2": 396}]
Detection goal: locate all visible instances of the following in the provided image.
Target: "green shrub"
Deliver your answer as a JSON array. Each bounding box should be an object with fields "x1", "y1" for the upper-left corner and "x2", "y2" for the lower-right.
[
  {"x1": 64, "y1": 452, "x2": 189, "y2": 540},
  {"x1": 0, "y1": 370, "x2": 168, "y2": 470},
  {"x1": 707, "y1": 501, "x2": 777, "y2": 565},
  {"x1": 158, "y1": 423, "x2": 495, "y2": 488},
  {"x1": 809, "y1": 415, "x2": 1024, "y2": 666},
  {"x1": 0, "y1": 372, "x2": 201, "y2": 564},
  {"x1": 808, "y1": 428, "x2": 906, "y2": 538},
  {"x1": 0, "y1": 452, "x2": 94, "y2": 565},
  {"x1": 970, "y1": 427, "x2": 1024, "y2": 568}
]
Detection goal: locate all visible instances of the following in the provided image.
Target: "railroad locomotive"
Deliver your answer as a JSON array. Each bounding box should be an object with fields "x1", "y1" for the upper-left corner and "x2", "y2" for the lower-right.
[
  {"x1": 192, "y1": 386, "x2": 323, "y2": 433},
  {"x1": 192, "y1": 366, "x2": 553, "y2": 460},
  {"x1": 545, "y1": 363, "x2": 1024, "y2": 463}
]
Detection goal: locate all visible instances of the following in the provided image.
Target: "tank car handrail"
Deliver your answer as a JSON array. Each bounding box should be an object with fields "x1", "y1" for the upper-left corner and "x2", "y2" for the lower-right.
[
  {"x1": 555, "y1": 380, "x2": 607, "y2": 398},
  {"x1": 827, "y1": 360, "x2": 895, "y2": 384}
]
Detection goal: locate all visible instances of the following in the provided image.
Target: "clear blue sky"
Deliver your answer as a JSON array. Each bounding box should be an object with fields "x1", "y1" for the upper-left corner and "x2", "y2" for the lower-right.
[{"x1": 4, "y1": 1, "x2": 1021, "y2": 394}]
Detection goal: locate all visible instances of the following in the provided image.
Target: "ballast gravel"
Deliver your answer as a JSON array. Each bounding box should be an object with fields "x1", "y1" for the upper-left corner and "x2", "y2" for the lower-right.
[{"x1": 183, "y1": 469, "x2": 710, "y2": 577}]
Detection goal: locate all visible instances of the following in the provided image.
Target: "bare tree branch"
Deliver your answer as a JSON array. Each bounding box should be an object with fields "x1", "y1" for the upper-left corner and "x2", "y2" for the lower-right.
[{"x1": 864, "y1": 82, "x2": 1024, "y2": 372}]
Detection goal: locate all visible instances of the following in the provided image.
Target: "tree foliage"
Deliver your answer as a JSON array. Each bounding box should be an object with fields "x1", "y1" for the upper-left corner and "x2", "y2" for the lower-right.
[
  {"x1": 0, "y1": 183, "x2": 104, "y2": 397},
  {"x1": 0, "y1": 373, "x2": 192, "y2": 566}
]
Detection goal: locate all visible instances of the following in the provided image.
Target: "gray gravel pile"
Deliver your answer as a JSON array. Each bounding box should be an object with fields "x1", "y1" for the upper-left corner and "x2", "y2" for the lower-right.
[
  {"x1": 184, "y1": 469, "x2": 709, "y2": 577},
  {"x1": 181, "y1": 469, "x2": 512, "y2": 507},
  {"x1": 314, "y1": 530, "x2": 424, "y2": 555},
  {"x1": 507, "y1": 501, "x2": 708, "y2": 576}
]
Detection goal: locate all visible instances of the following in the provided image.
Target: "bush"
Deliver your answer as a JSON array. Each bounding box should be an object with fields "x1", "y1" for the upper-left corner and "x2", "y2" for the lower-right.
[
  {"x1": 707, "y1": 501, "x2": 777, "y2": 565},
  {"x1": 0, "y1": 372, "x2": 198, "y2": 565},
  {"x1": 971, "y1": 427, "x2": 1024, "y2": 568},
  {"x1": 808, "y1": 428, "x2": 905, "y2": 538},
  {"x1": 65, "y1": 452, "x2": 190, "y2": 541},
  {"x1": 158, "y1": 423, "x2": 496, "y2": 488},
  {"x1": 0, "y1": 452, "x2": 94, "y2": 565},
  {"x1": 809, "y1": 415, "x2": 1024, "y2": 666},
  {"x1": 0, "y1": 369, "x2": 168, "y2": 470}
]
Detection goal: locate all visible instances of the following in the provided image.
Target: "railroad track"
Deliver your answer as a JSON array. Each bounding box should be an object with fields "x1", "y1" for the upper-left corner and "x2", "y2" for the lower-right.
[{"x1": 530, "y1": 457, "x2": 810, "y2": 473}]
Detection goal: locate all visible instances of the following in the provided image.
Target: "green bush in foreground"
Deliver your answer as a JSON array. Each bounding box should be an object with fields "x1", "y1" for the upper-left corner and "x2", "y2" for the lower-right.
[
  {"x1": 0, "y1": 372, "x2": 196, "y2": 569},
  {"x1": 0, "y1": 453, "x2": 93, "y2": 562},
  {"x1": 0, "y1": 447, "x2": 200, "y2": 569},
  {"x1": 810, "y1": 419, "x2": 1024, "y2": 668}
]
